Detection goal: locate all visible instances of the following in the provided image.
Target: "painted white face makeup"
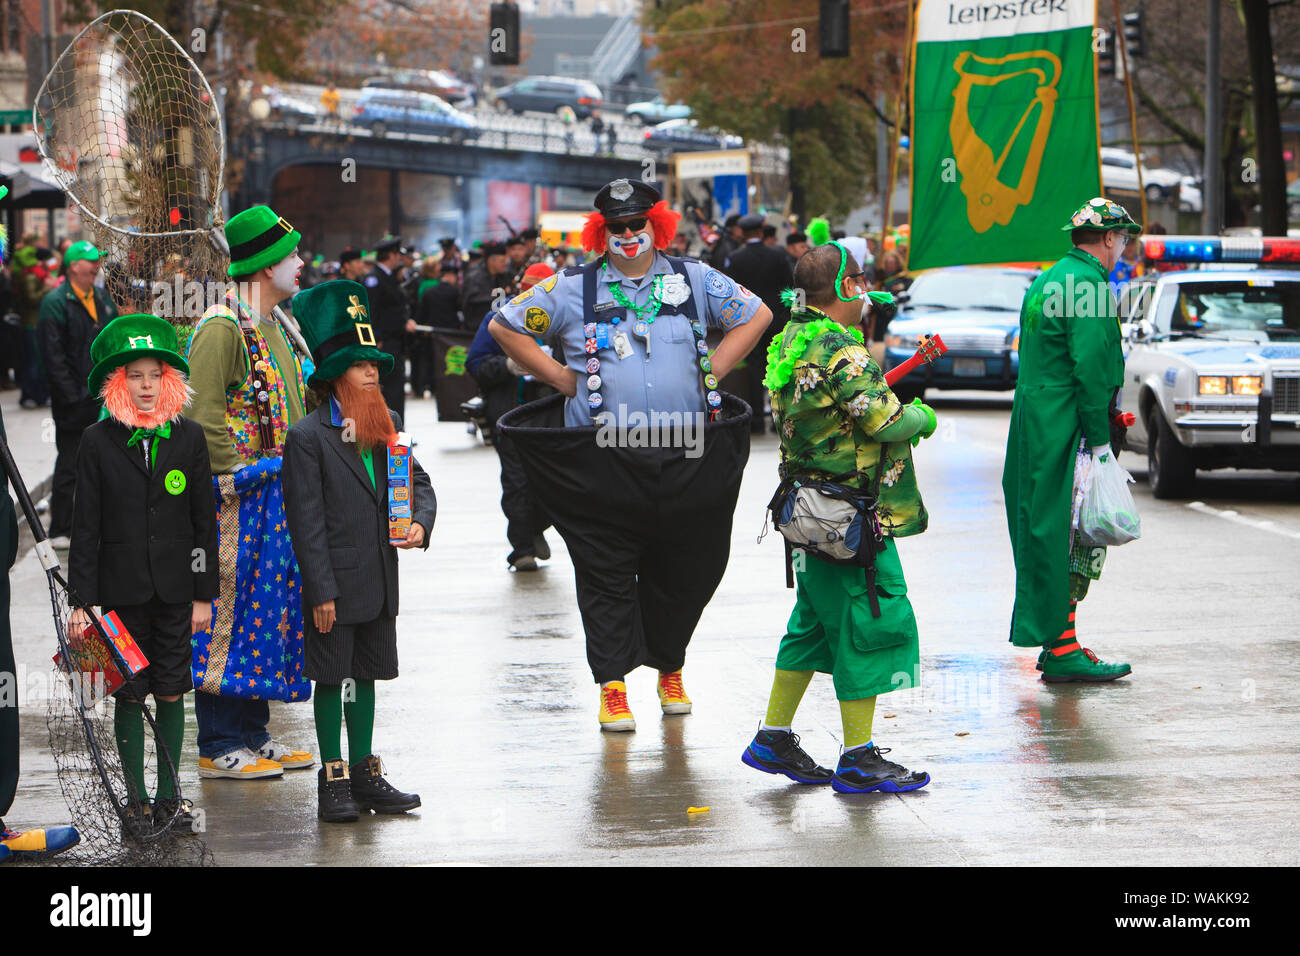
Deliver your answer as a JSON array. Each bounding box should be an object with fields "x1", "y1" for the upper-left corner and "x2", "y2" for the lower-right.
[
  {"x1": 608, "y1": 231, "x2": 652, "y2": 260},
  {"x1": 270, "y1": 251, "x2": 304, "y2": 295}
]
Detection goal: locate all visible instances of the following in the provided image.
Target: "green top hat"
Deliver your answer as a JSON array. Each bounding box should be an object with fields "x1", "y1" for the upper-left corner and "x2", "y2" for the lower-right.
[
  {"x1": 63, "y1": 240, "x2": 101, "y2": 266},
  {"x1": 88, "y1": 314, "x2": 190, "y2": 396},
  {"x1": 292, "y1": 280, "x2": 394, "y2": 387},
  {"x1": 225, "y1": 204, "x2": 301, "y2": 277},
  {"x1": 1062, "y1": 197, "x2": 1142, "y2": 235}
]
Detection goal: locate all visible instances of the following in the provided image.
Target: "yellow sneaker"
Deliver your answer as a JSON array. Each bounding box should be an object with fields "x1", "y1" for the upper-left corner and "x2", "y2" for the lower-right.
[
  {"x1": 598, "y1": 681, "x2": 636, "y2": 732},
  {"x1": 198, "y1": 747, "x2": 284, "y2": 779},
  {"x1": 657, "y1": 670, "x2": 692, "y2": 715}
]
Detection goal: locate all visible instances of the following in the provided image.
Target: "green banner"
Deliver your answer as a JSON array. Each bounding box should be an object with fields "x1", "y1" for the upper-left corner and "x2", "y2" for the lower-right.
[
  {"x1": 909, "y1": 0, "x2": 1101, "y2": 271},
  {"x1": 0, "y1": 109, "x2": 30, "y2": 125}
]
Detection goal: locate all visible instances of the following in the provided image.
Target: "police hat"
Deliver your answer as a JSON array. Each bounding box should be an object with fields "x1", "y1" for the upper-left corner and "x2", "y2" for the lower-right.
[
  {"x1": 520, "y1": 228, "x2": 539, "y2": 241},
  {"x1": 505, "y1": 235, "x2": 525, "y2": 248},
  {"x1": 738, "y1": 213, "x2": 764, "y2": 231},
  {"x1": 439, "y1": 237, "x2": 457, "y2": 249},
  {"x1": 339, "y1": 246, "x2": 362, "y2": 264},
  {"x1": 594, "y1": 178, "x2": 660, "y2": 220},
  {"x1": 724, "y1": 213, "x2": 741, "y2": 229},
  {"x1": 374, "y1": 235, "x2": 403, "y2": 255},
  {"x1": 482, "y1": 241, "x2": 507, "y2": 257}
]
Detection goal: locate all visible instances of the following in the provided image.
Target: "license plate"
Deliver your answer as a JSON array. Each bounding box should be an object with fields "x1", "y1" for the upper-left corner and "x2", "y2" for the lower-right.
[{"x1": 953, "y1": 358, "x2": 985, "y2": 377}]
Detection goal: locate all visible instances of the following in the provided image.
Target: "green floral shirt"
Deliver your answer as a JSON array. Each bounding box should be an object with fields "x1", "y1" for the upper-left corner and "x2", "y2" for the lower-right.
[{"x1": 771, "y1": 315, "x2": 928, "y2": 537}]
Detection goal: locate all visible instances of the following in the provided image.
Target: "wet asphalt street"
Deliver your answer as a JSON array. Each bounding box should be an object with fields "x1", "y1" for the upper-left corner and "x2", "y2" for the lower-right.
[{"x1": 8, "y1": 391, "x2": 1300, "y2": 865}]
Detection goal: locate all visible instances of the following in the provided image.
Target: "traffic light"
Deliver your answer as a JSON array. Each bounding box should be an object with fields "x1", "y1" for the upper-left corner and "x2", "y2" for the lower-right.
[
  {"x1": 1122, "y1": 9, "x2": 1145, "y2": 58},
  {"x1": 1098, "y1": 26, "x2": 1115, "y2": 77},
  {"x1": 489, "y1": 2, "x2": 520, "y2": 67},
  {"x1": 819, "y1": 0, "x2": 850, "y2": 58}
]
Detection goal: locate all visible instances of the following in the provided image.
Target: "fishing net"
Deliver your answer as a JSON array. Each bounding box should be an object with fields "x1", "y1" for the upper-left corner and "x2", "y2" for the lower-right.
[{"x1": 32, "y1": 8, "x2": 229, "y2": 321}]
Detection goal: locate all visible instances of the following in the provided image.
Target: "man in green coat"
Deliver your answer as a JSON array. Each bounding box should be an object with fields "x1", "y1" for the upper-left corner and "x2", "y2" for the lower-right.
[{"x1": 1003, "y1": 197, "x2": 1139, "y2": 682}]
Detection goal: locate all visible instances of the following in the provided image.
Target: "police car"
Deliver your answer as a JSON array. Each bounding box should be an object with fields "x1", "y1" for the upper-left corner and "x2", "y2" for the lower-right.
[{"x1": 1118, "y1": 235, "x2": 1300, "y2": 498}]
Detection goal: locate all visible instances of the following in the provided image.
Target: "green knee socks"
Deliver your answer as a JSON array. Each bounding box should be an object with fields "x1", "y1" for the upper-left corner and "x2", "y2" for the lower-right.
[
  {"x1": 344, "y1": 680, "x2": 375, "y2": 761},
  {"x1": 839, "y1": 696, "x2": 877, "y2": 750},
  {"x1": 152, "y1": 698, "x2": 184, "y2": 801},
  {"x1": 314, "y1": 680, "x2": 376, "y2": 764},
  {"x1": 763, "y1": 669, "x2": 814, "y2": 730},
  {"x1": 114, "y1": 699, "x2": 146, "y2": 802}
]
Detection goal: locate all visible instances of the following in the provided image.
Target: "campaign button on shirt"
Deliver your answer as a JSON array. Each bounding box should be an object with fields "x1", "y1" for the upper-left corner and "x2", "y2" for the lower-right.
[
  {"x1": 584, "y1": 323, "x2": 597, "y2": 338},
  {"x1": 585, "y1": 338, "x2": 598, "y2": 354},
  {"x1": 588, "y1": 392, "x2": 604, "y2": 409},
  {"x1": 586, "y1": 357, "x2": 600, "y2": 374},
  {"x1": 587, "y1": 374, "x2": 602, "y2": 391}
]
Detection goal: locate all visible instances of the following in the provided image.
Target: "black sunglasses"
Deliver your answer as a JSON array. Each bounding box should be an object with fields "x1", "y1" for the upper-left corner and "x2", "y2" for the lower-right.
[{"x1": 607, "y1": 217, "x2": 649, "y2": 234}]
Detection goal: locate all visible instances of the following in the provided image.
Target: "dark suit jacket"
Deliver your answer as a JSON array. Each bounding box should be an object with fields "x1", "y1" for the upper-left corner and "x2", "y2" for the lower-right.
[
  {"x1": 69, "y1": 417, "x2": 219, "y2": 608},
  {"x1": 363, "y1": 264, "x2": 410, "y2": 353},
  {"x1": 724, "y1": 240, "x2": 794, "y2": 335},
  {"x1": 281, "y1": 406, "x2": 436, "y2": 625}
]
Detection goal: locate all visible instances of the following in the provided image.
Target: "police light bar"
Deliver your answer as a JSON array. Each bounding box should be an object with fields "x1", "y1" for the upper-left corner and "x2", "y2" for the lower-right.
[{"x1": 1140, "y1": 235, "x2": 1300, "y2": 264}]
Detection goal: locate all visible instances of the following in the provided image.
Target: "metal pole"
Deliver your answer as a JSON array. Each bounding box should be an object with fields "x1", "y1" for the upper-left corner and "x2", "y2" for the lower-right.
[
  {"x1": 1203, "y1": 0, "x2": 1222, "y2": 234},
  {"x1": 1112, "y1": 0, "x2": 1147, "y2": 227}
]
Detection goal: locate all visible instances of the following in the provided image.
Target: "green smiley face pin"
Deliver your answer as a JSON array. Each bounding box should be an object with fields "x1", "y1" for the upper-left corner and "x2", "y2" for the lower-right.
[{"x1": 165, "y1": 469, "x2": 187, "y2": 495}]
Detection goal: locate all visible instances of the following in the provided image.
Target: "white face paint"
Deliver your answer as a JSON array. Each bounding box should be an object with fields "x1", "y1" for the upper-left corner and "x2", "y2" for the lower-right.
[
  {"x1": 269, "y1": 251, "x2": 304, "y2": 296},
  {"x1": 608, "y1": 231, "x2": 652, "y2": 260}
]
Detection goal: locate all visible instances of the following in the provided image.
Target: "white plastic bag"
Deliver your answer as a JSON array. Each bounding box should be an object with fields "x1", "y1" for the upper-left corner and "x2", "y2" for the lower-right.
[{"x1": 1078, "y1": 454, "x2": 1142, "y2": 546}]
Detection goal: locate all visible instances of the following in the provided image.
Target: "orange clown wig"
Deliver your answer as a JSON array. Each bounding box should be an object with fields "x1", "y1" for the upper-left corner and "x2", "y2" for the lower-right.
[{"x1": 581, "y1": 200, "x2": 681, "y2": 255}]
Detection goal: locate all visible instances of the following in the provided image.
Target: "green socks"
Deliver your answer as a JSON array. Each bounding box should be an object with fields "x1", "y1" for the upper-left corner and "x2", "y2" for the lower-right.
[
  {"x1": 763, "y1": 669, "x2": 814, "y2": 730},
  {"x1": 313, "y1": 683, "x2": 344, "y2": 763},
  {"x1": 152, "y1": 698, "x2": 184, "y2": 801},
  {"x1": 839, "y1": 696, "x2": 877, "y2": 750},
  {"x1": 113, "y1": 699, "x2": 147, "y2": 802},
  {"x1": 315, "y1": 680, "x2": 377, "y2": 763},
  {"x1": 344, "y1": 680, "x2": 376, "y2": 761}
]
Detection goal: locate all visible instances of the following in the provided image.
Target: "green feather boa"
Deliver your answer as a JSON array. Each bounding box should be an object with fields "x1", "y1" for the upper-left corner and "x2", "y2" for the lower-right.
[{"x1": 763, "y1": 313, "x2": 863, "y2": 391}]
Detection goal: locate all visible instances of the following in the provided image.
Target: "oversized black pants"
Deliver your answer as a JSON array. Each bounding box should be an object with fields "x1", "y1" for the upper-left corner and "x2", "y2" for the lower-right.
[
  {"x1": 495, "y1": 431, "x2": 550, "y2": 563},
  {"x1": 50, "y1": 399, "x2": 99, "y2": 537},
  {"x1": 500, "y1": 394, "x2": 751, "y2": 683},
  {"x1": 380, "y1": 351, "x2": 406, "y2": 423}
]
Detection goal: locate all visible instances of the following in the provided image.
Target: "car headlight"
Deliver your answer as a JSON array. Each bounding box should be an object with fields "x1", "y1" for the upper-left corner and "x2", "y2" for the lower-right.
[
  {"x1": 1231, "y1": 376, "x2": 1262, "y2": 396},
  {"x1": 886, "y1": 334, "x2": 908, "y2": 349},
  {"x1": 1198, "y1": 376, "x2": 1228, "y2": 395}
]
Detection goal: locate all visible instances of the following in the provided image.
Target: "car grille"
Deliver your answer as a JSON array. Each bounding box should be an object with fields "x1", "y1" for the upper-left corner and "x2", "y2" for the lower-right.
[
  {"x1": 940, "y1": 332, "x2": 1009, "y2": 353},
  {"x1": 1274, "y1": 374, "x2": 1300, "y2": 414}
]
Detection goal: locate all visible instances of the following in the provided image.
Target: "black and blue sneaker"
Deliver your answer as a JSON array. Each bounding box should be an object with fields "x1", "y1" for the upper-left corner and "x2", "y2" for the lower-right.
[
  {"x1": 831, "y1": 744, "x2": 930, "y2": 794},
  {"x1": 741, "y1": 729, "x2": 834, "y2": 784}
]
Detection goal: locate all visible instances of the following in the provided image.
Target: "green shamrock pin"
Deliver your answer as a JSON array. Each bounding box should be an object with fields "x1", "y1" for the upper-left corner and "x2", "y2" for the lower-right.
[{"x1": 165, "y1": 469, "x2": 187, "y2": 495}]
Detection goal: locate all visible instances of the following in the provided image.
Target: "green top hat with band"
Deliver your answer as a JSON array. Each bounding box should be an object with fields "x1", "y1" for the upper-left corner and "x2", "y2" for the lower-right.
[
  {"x1": 1063, "y1": 197, "x2": 1142, "y2": 235},
  {"x1": 292, "y1": 280, "x2": 394, "y2": 387},
  {"x1": 225, "y1": 204, "x2": 301, "y2": 277},
  {"x1": 88, "y1": 314, "x2": 190, "y2": 396}
]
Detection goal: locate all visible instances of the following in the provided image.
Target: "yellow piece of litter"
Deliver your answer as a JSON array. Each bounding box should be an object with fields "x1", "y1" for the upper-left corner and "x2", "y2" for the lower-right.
[{"x1": 687, "y1": 806, "x2": 710, "y2": 814}]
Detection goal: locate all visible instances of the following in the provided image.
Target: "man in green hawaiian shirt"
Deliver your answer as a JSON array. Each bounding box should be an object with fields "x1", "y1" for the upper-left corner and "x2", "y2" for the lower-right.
[
  {"x1": 1003, "y1": 197, "x2": 1139, "y2": 684},
  {"x1": 741, "y1": 242, "x2": 938, "y2": 794}
]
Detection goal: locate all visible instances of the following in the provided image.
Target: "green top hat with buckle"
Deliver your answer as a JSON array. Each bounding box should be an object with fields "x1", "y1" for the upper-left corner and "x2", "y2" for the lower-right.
[
  {"x1": 1063, "y1": 197, "x2": 1142, "y2": 235},
  {"x1": 292, "y1": 280, "x2": 394, "y2": 387},
  {"x1": 225, "y1": 204, "x2": 301, "y2": 277},
  {"x1": 88, "y1": 314, "x2": 190, "y2": 396}
]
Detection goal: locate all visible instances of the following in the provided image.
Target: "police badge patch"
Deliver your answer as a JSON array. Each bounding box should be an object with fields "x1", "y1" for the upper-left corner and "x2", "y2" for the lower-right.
[
  {"x1": 524, "y1": 306, "x2": 551, "y2": 335},
  {"x1": 719, "y1": 297, "x2": 746, "y2": 329},
  {"x1": 510, "y1": 289, "x2": 535, "y2": 305},
  {"x1": 540, "y1": 274, "x2": 559, "y2": 293},
  {"x1": 610, "y1": 179, "x2": 633, "y2": 201},
  {"x1": 705, "y1": 270, "x2": 735, "y2": 299}
]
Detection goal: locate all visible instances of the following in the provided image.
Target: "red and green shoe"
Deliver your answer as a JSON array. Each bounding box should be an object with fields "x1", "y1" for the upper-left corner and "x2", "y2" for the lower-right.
[{"x1": 1040, "y1": 644, "x2": 1131, "y2": 682}]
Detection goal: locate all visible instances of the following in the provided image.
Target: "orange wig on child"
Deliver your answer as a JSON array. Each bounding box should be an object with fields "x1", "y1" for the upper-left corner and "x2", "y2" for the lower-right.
[
  {"x1": 580, "y1": 200, "x2": 681, "y2": 255},
  {"x1": 100, "y1": 363, "x2": 193, "y2": 431}
]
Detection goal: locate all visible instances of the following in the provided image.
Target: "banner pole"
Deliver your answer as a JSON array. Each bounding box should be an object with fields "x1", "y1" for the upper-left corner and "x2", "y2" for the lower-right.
[
  {"x1": 880, "y1": 0, "x2": 914, "y2": 259},
  {"x1": 1112, "y1": 0, "x2": 1148, "y2": 226}
]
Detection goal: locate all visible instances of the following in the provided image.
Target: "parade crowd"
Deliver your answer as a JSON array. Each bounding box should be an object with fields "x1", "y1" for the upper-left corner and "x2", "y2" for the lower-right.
[{"x1": 1, "y1": 181, "x2": 1144, "y2": 859}]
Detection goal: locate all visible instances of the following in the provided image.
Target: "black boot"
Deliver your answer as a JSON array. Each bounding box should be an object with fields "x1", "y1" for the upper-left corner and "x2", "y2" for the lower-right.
[
  {"x1": 317, "y1": 759, "x2": 360, "y2": 823},
  {"x1": 349, "y1": 754, "x2": 421, "y2": 814}
]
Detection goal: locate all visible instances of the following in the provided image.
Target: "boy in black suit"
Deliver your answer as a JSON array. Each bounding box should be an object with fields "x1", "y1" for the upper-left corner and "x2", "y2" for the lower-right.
[
  {"x1": 69, "y1": 315, "x2": 218, "y2": 833},
  {"x1": 282, "y1": 281, "x2": 436, "y2": 823}
]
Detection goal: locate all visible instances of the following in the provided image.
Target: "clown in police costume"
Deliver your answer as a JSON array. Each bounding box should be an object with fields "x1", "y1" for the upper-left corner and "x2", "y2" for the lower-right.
[
  {"x1": 1003, "y1": 197, "x2": 1140, "y2": 683},
  {"x1": 492, "y1": 178, "x2": 772, "y2": 731}
]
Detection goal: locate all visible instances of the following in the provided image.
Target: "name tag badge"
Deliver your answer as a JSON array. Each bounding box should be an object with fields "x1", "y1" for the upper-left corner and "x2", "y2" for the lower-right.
[{"x1": 613, "y1": 330, "x2": 634, "y2": 360}]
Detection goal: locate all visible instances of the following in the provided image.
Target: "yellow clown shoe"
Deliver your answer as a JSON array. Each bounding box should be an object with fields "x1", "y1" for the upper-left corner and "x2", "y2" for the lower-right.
[{"x1": 598, "y1": 681, "x2": 636, "y2": 732}]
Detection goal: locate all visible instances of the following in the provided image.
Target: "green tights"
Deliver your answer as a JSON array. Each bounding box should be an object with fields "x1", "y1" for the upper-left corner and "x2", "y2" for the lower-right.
[
  {"x1": 762, "y1": 668, "x2": 877, "y2": 748},
  {"x1": 313, "y1": 680, "x2": 376, "y2": 764},
  {"x1": 114, "y1": 696, "x2": 185, "y2": 802}
]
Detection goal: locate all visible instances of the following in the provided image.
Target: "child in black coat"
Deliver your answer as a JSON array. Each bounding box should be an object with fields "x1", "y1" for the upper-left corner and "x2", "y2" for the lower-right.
[{"x1": 69, "y1": 314, "x2": 218, "y2": 834}]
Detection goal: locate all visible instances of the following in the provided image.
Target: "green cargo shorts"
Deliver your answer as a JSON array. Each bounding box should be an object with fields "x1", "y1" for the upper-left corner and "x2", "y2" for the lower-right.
[{"x1": 774, "y1": 538, "x2": 920, "y2": 701}]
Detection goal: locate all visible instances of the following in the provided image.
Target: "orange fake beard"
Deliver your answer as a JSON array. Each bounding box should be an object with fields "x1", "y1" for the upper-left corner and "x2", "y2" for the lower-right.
[
  {"x1": 333, "y1": 375, "x2": 396, "y2": 451},
  {"x1": 100, "y1": 365, "x2": 192, "y2": 429}
]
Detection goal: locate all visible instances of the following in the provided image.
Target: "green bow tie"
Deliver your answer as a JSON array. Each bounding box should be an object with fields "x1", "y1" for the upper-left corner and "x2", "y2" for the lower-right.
[{"x1": 126, "y1": 421, "x2": 171, "y2": 447}]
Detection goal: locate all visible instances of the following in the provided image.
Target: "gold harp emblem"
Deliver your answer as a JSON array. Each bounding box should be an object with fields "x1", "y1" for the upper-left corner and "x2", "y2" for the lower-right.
[{"x1": 949, "y1": 50, "x2": 1061, "y2": 233}]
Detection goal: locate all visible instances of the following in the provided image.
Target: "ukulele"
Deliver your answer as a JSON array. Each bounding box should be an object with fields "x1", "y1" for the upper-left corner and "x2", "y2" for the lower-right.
[{"x1": 884, "y1": 334, "x2": 947, "y2": 387}]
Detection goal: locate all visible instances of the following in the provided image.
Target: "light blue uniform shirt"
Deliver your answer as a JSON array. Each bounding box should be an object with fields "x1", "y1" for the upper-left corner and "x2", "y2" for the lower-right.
[{"x1": 494, "y1": 252, "x2": 764, "y2": 427}]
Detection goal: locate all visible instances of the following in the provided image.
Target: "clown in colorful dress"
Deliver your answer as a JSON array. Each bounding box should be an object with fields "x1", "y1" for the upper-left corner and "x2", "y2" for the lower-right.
[
  {"x1": 492, "y1": 178, "x2": 771, "y2": 732},
  {"x1": 186, "y1": 205, "x2": 316, "y2": 778}
]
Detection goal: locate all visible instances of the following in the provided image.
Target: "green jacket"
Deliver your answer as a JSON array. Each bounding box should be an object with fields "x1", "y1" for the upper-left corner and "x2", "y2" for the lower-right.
[{"x1": 1002, "y1": 248, "x2": 1123, "y2": 646}]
